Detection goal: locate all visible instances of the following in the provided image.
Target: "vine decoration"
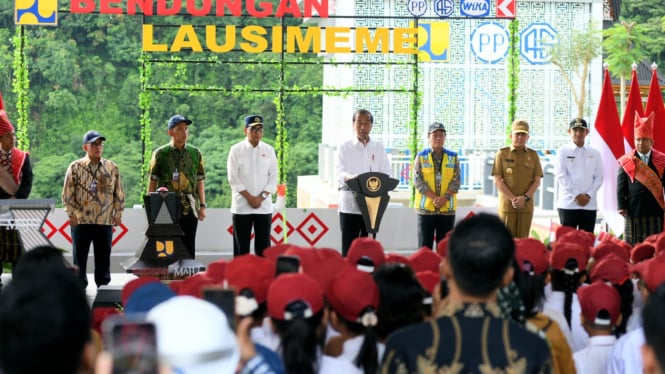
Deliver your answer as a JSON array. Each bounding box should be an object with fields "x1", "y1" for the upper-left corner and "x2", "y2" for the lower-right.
[
  {"x1": 506, "y1": 19, "x2": 520, "y2": 144},
  {"x1": 12, "y1": 26, "x2": 30, "y2": 151}
]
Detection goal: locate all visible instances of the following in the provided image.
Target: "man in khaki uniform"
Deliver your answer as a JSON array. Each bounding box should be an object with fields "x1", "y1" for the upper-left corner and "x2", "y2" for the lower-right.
[{"x1": 491, "y1": 120, "x2": 543, "y2": 238}]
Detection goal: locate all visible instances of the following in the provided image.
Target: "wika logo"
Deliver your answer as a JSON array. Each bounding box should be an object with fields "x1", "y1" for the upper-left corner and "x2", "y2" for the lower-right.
[
  {"x1": 412, "y1": 21, "x2": 450, "y2": 62},
  {"x1": 15, "y1": 0, "x2": 58, "y2": 25}
]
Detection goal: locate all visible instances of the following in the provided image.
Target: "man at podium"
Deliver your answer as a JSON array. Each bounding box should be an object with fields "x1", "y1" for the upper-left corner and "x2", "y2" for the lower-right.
[
  {"x1": 0, "y1": 92, "x2": 33, "y2": 286},
  {"x1": 335, "y1": 109, "x2": 392, "y2": 256}
]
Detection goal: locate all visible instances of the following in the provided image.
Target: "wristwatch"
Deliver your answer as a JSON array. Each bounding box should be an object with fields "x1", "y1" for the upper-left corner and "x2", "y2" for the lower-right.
[
  {"x1": 261, "y1": 192, "x2": 270, "y2": 200},
  {"x1": 199, "y1": 203, "x2": 207, "y2": 208},
  {"x1": 524, "y1": 194, "x2": 530, "y2": 202}
]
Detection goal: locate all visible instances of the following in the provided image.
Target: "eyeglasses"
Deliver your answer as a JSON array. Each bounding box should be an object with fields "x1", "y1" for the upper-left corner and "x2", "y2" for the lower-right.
[{"x1": 249, "y1": 127, "x2": 264, "y2": 133}]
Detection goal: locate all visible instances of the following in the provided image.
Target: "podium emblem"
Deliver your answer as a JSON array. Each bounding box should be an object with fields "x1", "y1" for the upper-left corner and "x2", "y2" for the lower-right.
[{"x1": 366, "y1": 176, "x2": 381, "y2": 192}]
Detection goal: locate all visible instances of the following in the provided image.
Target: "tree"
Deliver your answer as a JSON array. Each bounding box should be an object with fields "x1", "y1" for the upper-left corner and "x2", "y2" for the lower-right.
[
  {"x1": 547, "y1": 22, "x2": 602, "y2": 118},
  {"x1": 621, "y1": 0, "x2": 665, "y2": 63},
  {"x1": 603, "y1": 21, "x2": 648, "y2": 116}
]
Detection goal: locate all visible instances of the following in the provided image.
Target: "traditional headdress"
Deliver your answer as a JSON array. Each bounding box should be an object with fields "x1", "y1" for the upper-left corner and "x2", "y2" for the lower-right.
[
  {"x1": 0, "y1": 92, "x2": 15, "y2": 137},
  {"x1": 634, "y1": 111, "x2": 655, "y2": 140}
]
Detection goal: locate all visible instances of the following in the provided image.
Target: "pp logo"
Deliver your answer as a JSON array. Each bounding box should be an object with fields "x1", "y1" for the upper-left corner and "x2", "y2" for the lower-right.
[
  {"x1": 407, "y1": 0, "x2": 427, "y2": 17},
  {"x1": 412, "y1": 21, "x2": 451, "y2": 62},
  {"x1": 433, "y1": 0, "x2": 454, "y2": 17},
  {"x1": 520, "y1": 22, "x2": 557, "y2": 65},
  {"x1": 470, "y1": 22, "x2": 509, "y2": 64},
  {"x1": 155, "y1": 240, "x2": 175, "y2": 257},
  {"x1": 15, "y1": 0, "x2": 58, "y2": 25}
]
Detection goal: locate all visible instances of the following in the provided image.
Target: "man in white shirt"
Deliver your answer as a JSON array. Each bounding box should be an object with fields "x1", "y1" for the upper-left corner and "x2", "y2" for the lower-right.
[
  {"x1": 227, "y1": 115, "x2": 278, "y2": 257},
  {"x1": 555, "y1": 118, "x2": 603, "y2": 233},
  {"x1": 335, "y1": 109, "x2": 392, "y2": 256}
]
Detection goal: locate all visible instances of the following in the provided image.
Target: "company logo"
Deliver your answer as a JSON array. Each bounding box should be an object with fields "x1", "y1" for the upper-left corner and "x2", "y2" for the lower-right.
[
  {"x1": 155, "y1": 240, "x2": 175, "y2": 257},
  {"x1": 407, "y1": 0, "x2": 427, "y2": 17},
  {"x1": 15, "y1": 0, "x2": 58, "y2": 25},
  {"x1": 412, "y1": 21, "x2": 450, "y2": 62},
  {"x1": 470, "y1": 22, "x2": 509, "y2": 64},
  {"x1": 433, "y1": 0, "x2": 454, "y2": 17},
  {"x1": 460, "y1": 0, "x2": 490, "y2": 17},
  {"x1": 520, "y1": 22, "x2": 557, "y2": 64}
]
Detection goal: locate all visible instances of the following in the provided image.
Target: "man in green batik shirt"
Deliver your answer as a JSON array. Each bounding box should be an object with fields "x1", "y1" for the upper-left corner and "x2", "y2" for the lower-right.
[{"x1": 148, "y1": 114, "x2": 207, "y2": 259}]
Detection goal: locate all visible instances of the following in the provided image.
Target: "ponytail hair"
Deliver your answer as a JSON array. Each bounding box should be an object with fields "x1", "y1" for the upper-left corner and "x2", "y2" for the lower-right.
[
  {"x1": 272, "y1": 310, "x2": 324, "y2": 374},
  {"x1": 613, "y1": 280, "x2": 634, "y2": 337},
  {"x1": 550, "y1": 258, "x2": 585, "y2": 328},
  {"x1": 337, "y1": 307, "x2": 379, "y2": 374}
]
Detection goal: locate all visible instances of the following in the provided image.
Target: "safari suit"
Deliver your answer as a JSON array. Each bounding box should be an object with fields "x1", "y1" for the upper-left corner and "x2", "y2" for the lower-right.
[{"x1": 492, "y1": 146, "x2": 543, "y2": 238}]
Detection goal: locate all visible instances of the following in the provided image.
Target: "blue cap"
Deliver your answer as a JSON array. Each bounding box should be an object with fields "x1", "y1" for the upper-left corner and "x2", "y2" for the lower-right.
[
  {"x1": 168, "y1": 114, "x2": 192, "y2": 130},
  {"x1": 82, "y1": 130, "x2": 106, "y2": 145},
  {"x1": 244, "y1": 115, "x2": 264, "y2": 128}
]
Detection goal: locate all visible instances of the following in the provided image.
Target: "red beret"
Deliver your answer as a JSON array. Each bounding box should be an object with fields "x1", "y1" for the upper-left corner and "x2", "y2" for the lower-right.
[
  {"x1": 346, "y1": 237, "x2": 385, "y2": 272},
  {"x1": 225, "y1": 254, "x2": 275, "y2": 304},
  {"x1": 408, "y1": 247, "x2": 441, "y2": 274},
  {"x1": 630, "y1": 243, "x2": 655, "y2": 264},
  {"x1": 327, "y1": 267, "x2": 380, "y2": 323},
  {"x1": 551, "y1": 241, "x2": 588, "y2": 272},
  {"x1": 590, "y1": 255, "x2": 630, "y2": 285},
  {"x1": 592, "y1": 241, "x2": 630, "y2": 263},
  {"x1": 267, "y1": 273, "x2": 324, "y2": 320},
  {"x1": 121, "y1": 276, "x2": 161, "y2": 305},
  {"x1": 577, "y1": 281, "x2": 621, "y2": 326},
  {"x1": 515, "y1": 238, "x2": 550, "y2": 275}
]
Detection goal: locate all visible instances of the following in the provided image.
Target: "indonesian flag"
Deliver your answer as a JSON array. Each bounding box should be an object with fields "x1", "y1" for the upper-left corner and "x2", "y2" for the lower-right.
[
  {"x1": 621, "y1": 68, "x2": 644, "y2": 150},
  {"x1": 646, "y1": 64, "x2": 665, "y2": 152},
  {"x1": 590, "y1": 67, "x2": 625, "y2": 235}
]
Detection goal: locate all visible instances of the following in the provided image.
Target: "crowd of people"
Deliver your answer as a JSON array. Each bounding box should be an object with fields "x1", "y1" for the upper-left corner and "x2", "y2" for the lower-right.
[
  {"x1": 2, "y1": 214, "x2": 665, "y2": 373},
  {"x1": 3, "y1": 92, "x2": 665, "y2": 373}
]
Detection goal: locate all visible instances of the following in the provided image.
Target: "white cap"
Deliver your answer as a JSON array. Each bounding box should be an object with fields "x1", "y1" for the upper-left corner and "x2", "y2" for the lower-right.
[{"x1": 147, "y1": 296, "x2": 240, "y2": 374}]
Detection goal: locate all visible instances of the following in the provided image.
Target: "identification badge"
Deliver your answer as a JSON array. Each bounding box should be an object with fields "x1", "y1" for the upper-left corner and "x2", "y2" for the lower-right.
[
  {"x1": 89, "y1": 181, "x2": 97, "y2": 194},
  {"x1": 172, "y1": 171, "x2": 180, "y2": 182}
]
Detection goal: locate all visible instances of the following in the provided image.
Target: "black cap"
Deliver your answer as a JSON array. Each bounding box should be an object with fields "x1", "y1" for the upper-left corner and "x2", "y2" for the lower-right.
[
  {"x1": 82, "y1": 130, "x2": 106, "y2": 145},
  {"x1": 244, "y1": 115, "x2": 264, "y2": 128},
  {"x1": 569, "y1": 118, "x2": 588, "y2": 129},
  {"x1": 428, "y1": 122, "x2": 446, "y2": 133},
  {"x1": 168, "y1": 115, "x2": 192, "y2": 130}
]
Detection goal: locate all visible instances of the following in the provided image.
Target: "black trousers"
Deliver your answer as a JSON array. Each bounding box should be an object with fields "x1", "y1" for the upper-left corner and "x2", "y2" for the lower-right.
[
  {"x1": 340, "y1": 212, "x2": 368, "y2": 257},
  {"x1": 72, "y1": 224, "x2": 112, "y2": 288},
  {"x1": 179, "y1": 213, "x2": 199, "y2": 259},
  {"x1": 232, "y1": 213, "x2": 272, "y2": 257},
  {"x1": 557, "y1": 209, "x2": 597, "y2": 233},
  {"x1": 417, "y1": 214, "x2": 455, "y2": 249}
]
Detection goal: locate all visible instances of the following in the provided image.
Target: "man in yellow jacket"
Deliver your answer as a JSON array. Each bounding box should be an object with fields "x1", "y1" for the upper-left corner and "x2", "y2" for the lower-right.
[{"x1": 413, "y1": 122, "x2": 461, "y2": 249}]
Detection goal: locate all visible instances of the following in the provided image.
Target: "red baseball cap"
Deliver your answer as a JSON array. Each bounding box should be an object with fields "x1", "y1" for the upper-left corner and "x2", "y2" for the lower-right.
[
  {"x1": 656, "y1": 234, "x2": 665, "y2": 255},
  {"x1": 385, "y1": 253, "x2": 410, "y2": 266},
  {"x1": 577, "y1": 281, "x2": 621, "y2": 326},
  {"x1": 551, "y1": 241, "x2": 588, "y2": 272},
  {"x1": 327, "y1": 267, "x2": 380, "y2": 323},
  {"x1": 178, "y1": 273, "x2": 216, "y2": 298},
  {"x1": 631, "y1": 253, "x2": 665, "y2": 292},
  {"x1": 590, "y1": 254, "x2": 630, "y2": 285},
  {"x1": 408, "y1": 247, "x2": 441, "y2": 273},
  {"x1": 263, "y1": 243, "x2": 293, "y2": 262},
  {"x1": 267, "y1": 273, "x2": 324, "y2": 320},
  {"x1": 435, "y1": 232, "x2": 452, "y2": 258},
  {"x1": 630, "y1": 243, "x2": 655, "y2": 264},
  {"x1": 225, "y1": 254, "x2": 275, "y2": 304},
  {"x1": 415, "y1": 270, "x2": 440, "y2": 296},
  {"x1": 515, "y1": 238, "x2": 550, "y2": 275},
  {"x1": 346, "y1": 237, "x2": 385, "y2": 273},
  {"x1": 204, "y1": 259, "x2": 227, "y2": 283},
  {"x1": 557, "y1": 230, "x2": 594, "y2": 258},
  {"x1": 592, "y1": 241, "x2": 630, "y2": 263}
]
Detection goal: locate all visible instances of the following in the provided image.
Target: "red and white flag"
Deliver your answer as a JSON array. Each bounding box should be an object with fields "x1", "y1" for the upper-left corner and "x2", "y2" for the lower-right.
[
  {"x1": 621, "y1": 68, "x2": 644, "y2": 151},
  {"x1": 646, "y1": 64, "x2": 665, "y2": 152},
  {"x1": 590, "y1": 67, "x2": 625, "y2": 235}
]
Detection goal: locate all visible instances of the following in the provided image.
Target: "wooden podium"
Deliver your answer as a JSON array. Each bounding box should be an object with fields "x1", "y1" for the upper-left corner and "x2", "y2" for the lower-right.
[{"x1": 345, "y1": 172, "x2": 399, "y2": 238}]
